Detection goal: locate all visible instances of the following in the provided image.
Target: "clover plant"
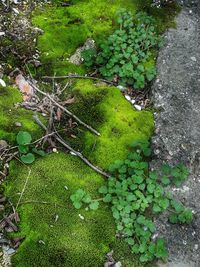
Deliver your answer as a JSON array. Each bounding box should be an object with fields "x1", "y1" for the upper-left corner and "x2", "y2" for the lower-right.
[
  {"x1": 16, "y1": 131, "x2": 45, "y2": 164},
  {"x1": 82, "y1": 10, "x2": 162, "y2": 89},
  {"x1": 70, "y1": 140, "x2": 192, "y2": 262}
]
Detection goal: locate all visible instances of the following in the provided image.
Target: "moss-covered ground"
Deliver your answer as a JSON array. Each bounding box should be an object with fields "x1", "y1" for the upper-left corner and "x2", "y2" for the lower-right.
[
  {"x1": 32, "y1": 0, "x2": 180, "y2": 76},
  {"x1": 3, "y1": 80, "x2": 153, "y2": 266},
  {"x1": 0, "y1": 85, "x2": 41, "y2": 143},
  {"x1": 5, "y1": 153, "x2": 155, "y2": 267},
  {"x1": 1, "y1": 0, "x2": 180, "y2": 266}
]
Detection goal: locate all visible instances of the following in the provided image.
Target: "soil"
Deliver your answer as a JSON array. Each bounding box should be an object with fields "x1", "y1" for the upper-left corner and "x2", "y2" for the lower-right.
[{"x1": 152, "y1": 1, "x2": 200, "y2": 267}]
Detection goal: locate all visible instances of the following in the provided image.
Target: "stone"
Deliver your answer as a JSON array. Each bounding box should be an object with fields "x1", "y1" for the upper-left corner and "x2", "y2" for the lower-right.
[
  {"x1": 134, "y1": 104, "x2": 142, "y2": 111},
  {"x1": 0, "y1": 140, "x2": 8, "y2": 149},
  {"x1": 0, "y1": 79, "x2": 6, "y2": 87},
  {"x1": 152, "y1": 5, "x2": 200, "y2": 267},
  {"x1": 124, "y1": 95, "x2": 131, "y2": 101},
  {"x1": 69, "y1": 38, "x2": 96, "y2": 65},
  {"x1": 14, "y1": 122, "x2": 22, "y2": 127}
]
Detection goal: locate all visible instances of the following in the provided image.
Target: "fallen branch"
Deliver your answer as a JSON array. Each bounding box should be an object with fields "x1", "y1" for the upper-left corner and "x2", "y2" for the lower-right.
[
  {"x1": 33, "y1": 115, "x2": 110, "y2": 178},
  {"x1": 42, "y1": 74, "x2": 115, "y2": 85},
  {"x1": 30, "y1": 81, "x2": 100, "y2": 136}
]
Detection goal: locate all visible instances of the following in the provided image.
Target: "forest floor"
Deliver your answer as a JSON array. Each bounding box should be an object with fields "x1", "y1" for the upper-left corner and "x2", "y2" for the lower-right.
[{"x1": 0, "y1": 0, "x2": 199, "y2": 267}]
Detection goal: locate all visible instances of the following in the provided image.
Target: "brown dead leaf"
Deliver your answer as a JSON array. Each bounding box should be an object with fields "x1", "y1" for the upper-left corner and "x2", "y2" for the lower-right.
[
  {"x1": 62, "y1": 96, "x2": 75, "y2": 105},
  {"x1": 56, "y1": 107, "x2": 62, "y2": 121},
  {"x1": 15, "y1": 74, "x2": 34, "y2": 101}
]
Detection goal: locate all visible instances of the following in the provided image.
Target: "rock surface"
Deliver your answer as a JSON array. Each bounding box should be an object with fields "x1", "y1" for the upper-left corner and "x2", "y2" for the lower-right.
[{"x1": 152, "y1": 2, "x2": 200, "y2": 267}]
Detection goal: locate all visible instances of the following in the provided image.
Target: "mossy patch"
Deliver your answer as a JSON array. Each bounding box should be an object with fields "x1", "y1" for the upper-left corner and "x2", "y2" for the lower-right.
[
  {"x1": 5, "y1": 153, "x2": 151, "y2": 267},
  {"x1": 0, "y1": 85, "x2": 41, "y2": 143},
  {"x1": 32, "y1": 0, "x2": 179, "y2": 76},
  {"x1": 66, "y1": 80, "x2": 154, "y2": 169},
  {"x1": 32, "y1": 0, "x2": 137, "y2": 76}
]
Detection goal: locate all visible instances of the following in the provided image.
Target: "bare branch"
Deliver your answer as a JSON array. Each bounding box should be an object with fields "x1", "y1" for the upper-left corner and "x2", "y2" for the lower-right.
[
  {"x1": 29, "y1": 81, "x2": 100, "y2": 136},
  {"x1": 42, "y1": 74, "x2": 115, "y2": 85},
  {"x1": 33, "y1": 115, "x2": 110, "y2": 178}
]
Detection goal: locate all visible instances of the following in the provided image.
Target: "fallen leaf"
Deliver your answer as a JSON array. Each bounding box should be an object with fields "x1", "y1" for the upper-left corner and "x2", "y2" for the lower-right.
[
  {"x1": 56, "y1": 107, "x2": 62, "y2": 121},
  {"x1": 15, "y1": 74, "x2": 34, "y2": 101},
  {"x1": 62, "y1": 96, "x2": 75, "y2": 105}
]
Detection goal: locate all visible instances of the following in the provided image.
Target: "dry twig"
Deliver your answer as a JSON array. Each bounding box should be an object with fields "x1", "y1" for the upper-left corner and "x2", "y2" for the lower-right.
[
  {"x1": 42, "y1": 74, "x2": 115, "y2": 85},
  {"x1": 33, "y1": 115, "x2": 110, "y2": 178},
  {"x1": 29, "y1": 81, "x2": 100, "y2": 136}
]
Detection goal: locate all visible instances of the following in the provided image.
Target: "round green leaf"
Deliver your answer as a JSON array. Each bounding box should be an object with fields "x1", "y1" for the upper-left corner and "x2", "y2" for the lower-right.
[
  {"x1": 98, "y1": 186, "x2": 108, "y2": 194},
  {"x1": 20, "y1": 153, "x2": 35, "y2": 164},
  {"x1": 89, "y1": 201, "x2": 99, "y2": 210},
  {"x1": 103, "y1": 194, "x2": 112, "y2": 203},
  {"x1": 18, "y1": 145, "x2": 29, "y2": 154},
  {"x1": 17, "y1": 131, "x2": 32, "y2": 145}
]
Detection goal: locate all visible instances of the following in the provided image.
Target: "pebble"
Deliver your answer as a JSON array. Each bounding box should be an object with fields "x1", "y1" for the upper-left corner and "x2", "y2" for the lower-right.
[
  {"x1": 191, "y1": 56, "x2": 197, "y2": 62},
  {"x1": 114, "y1": 261, "x2": 122, "y2": 267},
  {"x1": 131, "y1": 99, "x2": 136, "y2": 104},
  {"x1": 52, "y1": 148, "x2": 58, "y2": 153},
  {"x1": 0, "y1": 32, "x2": 5, "y2": 36},
  {"x1": 194, "y1": 244, "x2": 198, "y2": 250},
  {"x1": 125, "y1": 95, "x2": 131, "y2": 101},
  {"x1": 134, "y1": 104, "x2": 142, "y2": 111},
  {"x1": 117, "y1": 85, "x2": 125, "y2": 91},
  {"x1": 0, "y1": 79, "x2": 6, "y2": 87},
  {"x1": 0, "y1": 140, "x2": 8, "y2": 149},
  {"x1": 78, "y1": 214, "x2": 84, "y2": 220},
  {"x1": 12, "y1": 7, "x2": 20, "y2": 14},
  {"x1": 6, "y1": 248, "x2": 16, "y2": 255},
  {"x1": 15, "y1": 122, "x2": 22, "y2": 127}
]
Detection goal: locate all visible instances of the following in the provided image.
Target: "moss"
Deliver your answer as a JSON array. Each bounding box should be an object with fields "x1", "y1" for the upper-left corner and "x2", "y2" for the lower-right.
[
  {"x1": 5, "y1": 154, "x2": 121, "y2": 266},
  {"x1": 32, "y1": 0, "x2": 137, "y2": 76},
  {"x1": 0, "y1": 85, "x2": 41, "y2": 143},
  {"x1": 3, "y1": 79, "x2": 154, "y2": 266},
  {"x1": 31, "y1": 0, "x2": 179, "y2": 76},
  {"x1": 67, "y1": 80, "x2": 154, "y2": 169}
]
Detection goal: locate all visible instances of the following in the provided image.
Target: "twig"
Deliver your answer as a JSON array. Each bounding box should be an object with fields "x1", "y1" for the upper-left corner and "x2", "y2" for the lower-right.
[
  {"x1": 30, "y1": 81, "x2": 100, "y2": 136},
  {"x1": 42, "y1": 74, "x2": 115, "y2": 85},
  {"x1": 16, "y1": 168, "x2": 31, "y2": 210},
  {"x1": 33, "y1": 115, "x2": 110, "y2": 178}
]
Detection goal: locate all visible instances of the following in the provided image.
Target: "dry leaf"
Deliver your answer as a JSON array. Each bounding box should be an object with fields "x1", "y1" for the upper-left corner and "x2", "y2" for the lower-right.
[
  {"x1": 56, "y1": 107, "x2": 62, "y2": 121},
  {"x1": 62, "y1": 96, "x2": 75, "y2": 105},
  {"x1": 15, "y1": 74, "x2": 34, "y2": 101}
]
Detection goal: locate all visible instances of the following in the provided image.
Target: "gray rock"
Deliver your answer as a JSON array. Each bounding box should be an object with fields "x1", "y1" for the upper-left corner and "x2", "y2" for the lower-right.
[
  {"x1": 14, "y1": 122, "x2": 22, "y2": 127},
  {"x1": 152, "y1": 6, "x2": 200, "y2": 267},
  {"x1": 69, "y1": 38, "x2": 96, "y2": 65},
  {"x1": 0, "y1": 140, "x2": 8, "y2": 149}
]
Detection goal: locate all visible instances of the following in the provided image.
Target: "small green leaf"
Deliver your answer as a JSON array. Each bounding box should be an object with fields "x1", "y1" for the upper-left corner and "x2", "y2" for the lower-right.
[
  {"x1": 82, "y1": 195, "x2": 92, "y2": 204},
  {"x1": 103, "y1": 194, "x2": 112, "y2": 203},
  {"x1": 152, "y1": 204, "x2": 161, "y2": 213},
  {"x1": 161, "y1": 176, "x2": 171, "y2": 186},
  {"x1": 20, "y1": 153, "x2": 35, "y2": 164},
  {"x1": 32, "y1": 148, "x2": 46, "y2": 157},
  {"x1": 73, "y1": 202, "x2": 82, "y2": 209},
  {"x1": 18, "y1": 145, "x2": 29, "y2": 154},
  {"x1": 89, "y1": 201, "x2": 99, "y2": 210},
  {"x1": 169, "y1": 213, "x2": 178, "y2": 224},
  {"x1": 147, "y1": 184, "x2": 155, "y2": 194},
  {"x1": 98, "y1": 186, "x2": 108, "y2": 194},
  {"x1": 17, "y1": 131, "x2": 32, "y2": 145}
]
